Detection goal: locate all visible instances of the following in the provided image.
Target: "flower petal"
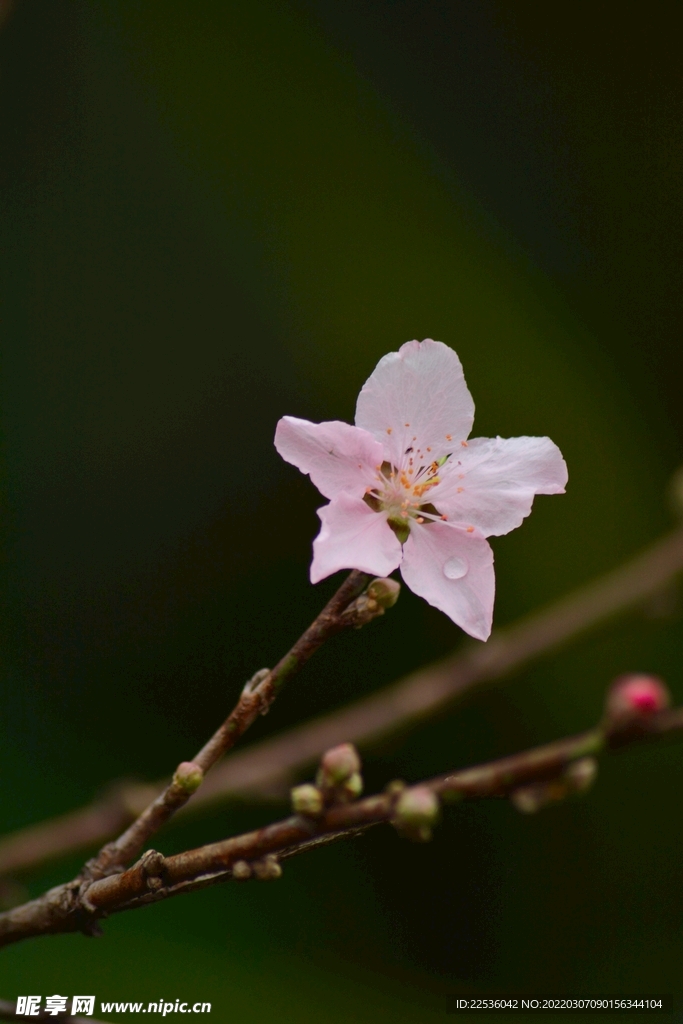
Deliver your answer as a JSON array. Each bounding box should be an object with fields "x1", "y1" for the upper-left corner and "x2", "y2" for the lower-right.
[
  {"x1": 275, "y1": 416, "x2": 386, "y2": 500},
  {"x1": 310, "y1": 493, "x2": 403, "y2": 584},
  {"x1": 355, "y1": 339, "x2": 475, "y2": 465},
  {"x1": 400, "y1": 523, "x2": 494, "y2": 640},
  {"x1": 436, "y1": 435, "x2": 567, "y2": 537}
]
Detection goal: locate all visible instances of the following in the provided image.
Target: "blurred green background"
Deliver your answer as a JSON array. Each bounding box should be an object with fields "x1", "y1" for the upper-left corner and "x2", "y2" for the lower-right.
[{"x1": 1, "y1": 0, "x2": 682, "y2": 1018}]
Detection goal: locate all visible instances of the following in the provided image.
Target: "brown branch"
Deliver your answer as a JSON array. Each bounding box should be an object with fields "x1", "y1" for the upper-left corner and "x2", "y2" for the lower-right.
[
  {"x1": 3, "y1": 525, "x2": 683, "y2": 880},
  {"x1": 1, "y1": 702, "x2": 682, "y2": 950},
  {"x1": 0, "y1": 0, "x2": 16, "y2": 33},
  {"x1": 80, "y1": 570, "x2": 380, "y2": 881},
  {"x1": 0, "y1": 1001, "x2": 109, "y2": 1024}
]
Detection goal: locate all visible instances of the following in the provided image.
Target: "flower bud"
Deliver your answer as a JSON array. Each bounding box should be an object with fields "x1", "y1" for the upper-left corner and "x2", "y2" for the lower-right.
[
  {"x1": 173, "y1": 761, "x2": 204, "y2": 794},
  {"x1": 291, "y1": 783, "x2": 324, "y2": 817},
  {"x1": 510, "y1": 783, "x2": 549, "y2": 814},
  {"x1": 393, "y1": 786, "x2": 440, "y2": 841},
  {"x1": 339, "y1": 771, "x2": 363, "y2": 802},
  {"x1": 564, "y1": 757, "x2": 598, "y2": 794},
  {"x1": 317, "y1": 743, "x2": 361, "y2": 787},
  {"x1": 231, "y1": 860, "x2": 252, "y2": 881},
  {"x1": 141, "y1": 849, "x2": 166, "y2": 876},
  {"x1": 605, "y1": 674, "x2": 670, "y2": 723},
  {"x1": 367, "y1": 577, "x2": 401, "y2": 609},
  {"x1": 252, "y1": 854, "x2": 282, "y2": 881},
  {"x1": 511, "y1": 757, "x2": 599, "y2": 814}
]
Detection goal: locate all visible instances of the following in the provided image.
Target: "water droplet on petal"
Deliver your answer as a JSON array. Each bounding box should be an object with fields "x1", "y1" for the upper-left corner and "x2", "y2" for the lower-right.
[{"x1": 443, "y1": 556, "x2": 468, "y2": 580}]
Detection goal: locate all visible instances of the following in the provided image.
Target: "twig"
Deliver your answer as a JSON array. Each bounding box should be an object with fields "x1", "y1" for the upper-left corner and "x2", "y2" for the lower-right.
[
  {"x1": 1, "y1": 702, "x2": 681, "y2": 949},
  {"x1": 81, "y1": 570, "x2": 376, "y2": 881},
  {"x1": 3, "y1": 526, "x2": 683, "y2": 879}
]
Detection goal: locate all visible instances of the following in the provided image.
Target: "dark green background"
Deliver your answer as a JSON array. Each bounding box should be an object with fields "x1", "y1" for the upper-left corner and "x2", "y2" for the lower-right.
[{"x1": 1, "y1": 0, "x2": 682, "y2": 1017}]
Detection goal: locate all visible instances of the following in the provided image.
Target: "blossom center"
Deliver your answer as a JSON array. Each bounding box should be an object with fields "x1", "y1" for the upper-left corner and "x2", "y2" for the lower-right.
[{"x1": 365, "y1": 445, "x2": 449, "y2": 542}]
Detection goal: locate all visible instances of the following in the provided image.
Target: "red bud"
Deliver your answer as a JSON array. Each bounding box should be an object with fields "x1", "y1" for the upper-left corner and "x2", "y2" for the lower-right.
[{"x1": 606, "y1": 674, "x2": 670, "y2": 721}]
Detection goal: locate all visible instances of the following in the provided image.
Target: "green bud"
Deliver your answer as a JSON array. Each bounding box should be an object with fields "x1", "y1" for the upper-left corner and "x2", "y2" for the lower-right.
[
  {"x1": 565, "y1": 757, "x2": 598, "y2": 794},
  {"x1": 291, "y1": 783, "x2": 324, "y2": 816},
  {"x1": 511, "y1": 758, "x2": 599, "y2": 815},
  {"x1": 231, "y1": 860, "x2": 252, "y2": 880},
  {"x1": 173, "y1": 761, "x2": 204, "y2": 794},
  {"x1": 340, "y1": 771, "x2": 363, "y2": 801},
  {"x1": 318, "y1": 743, "x2": 361, "y2": 786},
  {"x1": 510, "y1": 784, "x2": 548, "y2": 814},
  {"x1": 252, "y1": 855, "x2": 282, "y2": 880},
  {"x1": 367, "y1": 577, "x2": 401, "y2": 609},
  {"x1": 393, "y1": 786, "x2": 440, "y2": 835}
]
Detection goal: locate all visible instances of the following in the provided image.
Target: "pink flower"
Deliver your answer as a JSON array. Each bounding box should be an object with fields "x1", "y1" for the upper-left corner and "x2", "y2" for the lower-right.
[{"x1": 275, "y1": 339, "x2": 567, "y2": 640}]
